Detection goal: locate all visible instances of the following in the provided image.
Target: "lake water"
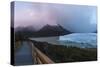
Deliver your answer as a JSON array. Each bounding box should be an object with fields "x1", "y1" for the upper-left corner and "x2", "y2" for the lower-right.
[{"x1": 30, "y1": 33, "x2": 97, "y2": 48}]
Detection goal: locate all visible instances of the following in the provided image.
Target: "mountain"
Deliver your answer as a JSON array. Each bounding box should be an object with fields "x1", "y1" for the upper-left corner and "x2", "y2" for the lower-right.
[
  {"x1": 15, "y1": 24, "x2": 71, "y2": 37},
  {"x1": 36, "y1": 24, "x2": 71, "y2": 37},
  {"x1": 15, "y1": 26, "x2": 36, "y2": 32}
]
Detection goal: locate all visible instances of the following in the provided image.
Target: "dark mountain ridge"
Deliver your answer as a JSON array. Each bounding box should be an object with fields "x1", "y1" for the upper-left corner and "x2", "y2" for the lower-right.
[
  {"x1": 14, "y1": 24, "x2": 71, "y2": 38},
  {"x1": 37, "y1": 24, "x2": 71, "y2": 36}
]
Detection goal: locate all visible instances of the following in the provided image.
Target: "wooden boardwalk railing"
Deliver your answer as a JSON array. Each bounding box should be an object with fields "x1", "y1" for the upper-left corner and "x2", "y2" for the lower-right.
[{"x1": 30, "y1": 41, "x2": 54, "y2": 64}]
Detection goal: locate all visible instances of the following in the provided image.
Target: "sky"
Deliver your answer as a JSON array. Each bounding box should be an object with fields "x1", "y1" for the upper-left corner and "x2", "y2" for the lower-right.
[{"x1": 13, "y1": 1, "x2": 97, "y2": 33}]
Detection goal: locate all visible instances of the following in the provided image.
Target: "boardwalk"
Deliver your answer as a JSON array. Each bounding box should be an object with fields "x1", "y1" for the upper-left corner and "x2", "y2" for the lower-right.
[
  {"x1": 14, "y1": 41, "x2": 34, "y2": 65},
  {"x1": 14, "y1": 40, "x2": 54, "y2": 65}
]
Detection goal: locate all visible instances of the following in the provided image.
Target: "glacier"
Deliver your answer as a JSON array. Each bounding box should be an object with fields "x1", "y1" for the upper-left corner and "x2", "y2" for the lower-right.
[{"x1": 59, "y1": 33, "x2": 97, "y2": 48}]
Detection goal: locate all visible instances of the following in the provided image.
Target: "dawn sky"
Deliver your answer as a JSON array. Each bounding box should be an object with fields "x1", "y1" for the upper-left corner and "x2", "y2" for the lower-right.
[{"x1": 14, "y1": 1, "x2": 97, "y2": 32}]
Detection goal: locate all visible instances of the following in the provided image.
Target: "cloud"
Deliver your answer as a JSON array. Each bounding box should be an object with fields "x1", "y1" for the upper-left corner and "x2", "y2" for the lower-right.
[{"x1": 14, "y1": 2, "x2": 97, "y2": 32}]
